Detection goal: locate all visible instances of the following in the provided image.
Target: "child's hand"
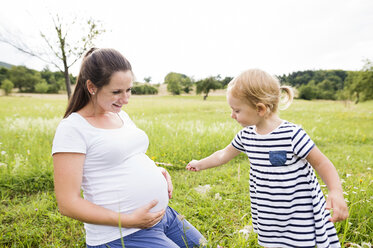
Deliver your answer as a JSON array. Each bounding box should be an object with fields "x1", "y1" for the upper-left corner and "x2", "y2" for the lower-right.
[
  {"x1": 326, "y1": 190, "x2": 349, "y2": 223},
  {"x1": 186, "y1": 160, "x2": 201, "y2": 171}
]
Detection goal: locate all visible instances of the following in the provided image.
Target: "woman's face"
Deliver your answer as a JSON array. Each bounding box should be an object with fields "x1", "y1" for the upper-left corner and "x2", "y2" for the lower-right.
[{"x1": 93, "y1": 70, "x2": 133, "y2": 114}]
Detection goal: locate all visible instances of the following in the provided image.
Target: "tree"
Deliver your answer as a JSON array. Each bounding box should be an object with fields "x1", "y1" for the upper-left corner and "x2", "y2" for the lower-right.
[
  {"x1": 180, "y1": 76, "x2": 193, "y2": 93},
  {"x1": 1, "y1": 79, "x2": 14, "y2": 95},
  {"x1": 132, "y1": 83, "x2": 158, "y2": 95},
  {"x1": 164, "y1": 72, "x2": 192, "y2": 95},
  {"x1": 8, "y1": 66, "x2": 44, "y2": 92},
  {"x1": 144, "y1": 77, "x2": 152, "y2": 83},
  {"x1": 345, "y1": 60, "x2": 373, "y2": 103},
  {"x1": 8, "y1": 66, "x2": 28, "y2": 91},
  {"x1": 196, "y1": 76, "x2": 222, "y2": 100},
  {"x1": 220, "y1": 76, "x2": 234, "y2": 88},
  {"x1": 167, "y1": 80, "x2": 182, "y2": 95},
  {"x1": 0, "y1": 67, "x2": 8, "y2": 83},
  {"x1": 316, "y1": 79, "x2": 336, "y2": 100},
  {"x1": 34, "y1": 80, "x2": 50, "y2": 93},
  {"x1": 298, "y1": 81, "x2": 318, "y2": 100},
  {"x1": 0, "y1": 14, "x2": 105, "y2": 99}
]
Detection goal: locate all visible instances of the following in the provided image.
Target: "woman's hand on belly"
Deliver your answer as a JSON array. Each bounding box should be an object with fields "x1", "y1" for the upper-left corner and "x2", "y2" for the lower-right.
[
  {"x1": 122, "y1": 200, "x2": 166, "y2": 229},
  {"x1": 159, "y1": 167, "x2": 173, "y2": 199}
]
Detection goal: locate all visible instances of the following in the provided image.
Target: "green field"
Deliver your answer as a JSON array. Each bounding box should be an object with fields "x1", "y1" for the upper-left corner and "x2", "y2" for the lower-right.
[{"x1": 0, "y1": 95, "x2": 372, "y2": 247}]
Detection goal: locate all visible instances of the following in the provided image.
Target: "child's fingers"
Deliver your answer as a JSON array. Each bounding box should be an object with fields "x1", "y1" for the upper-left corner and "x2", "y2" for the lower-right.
[
  {"x1": 186, "y1": 163, "x2": 194, "y2": 170},
  {"x1": 330, "y1": 207, "x2": 343, "y2": 223},
  {"x1": 328, "y1": 200, "x2": 349, "y2": 223},
  {"x1": 325, "y1": 197, "x2": 332, "y2": 210},
  {"x1": 325, "y1": 196, "x2": 335, "y2": 222}
]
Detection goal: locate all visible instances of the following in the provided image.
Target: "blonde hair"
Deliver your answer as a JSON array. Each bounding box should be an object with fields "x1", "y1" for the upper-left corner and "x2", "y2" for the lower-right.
[{"x1": 227, "y1": 69, "x2": 293, "y2": 114}]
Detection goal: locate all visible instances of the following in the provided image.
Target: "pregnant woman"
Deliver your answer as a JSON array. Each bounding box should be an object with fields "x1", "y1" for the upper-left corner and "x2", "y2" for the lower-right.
[{"x1": 52, "y1": 48, "x2": 205, "y2": 248}]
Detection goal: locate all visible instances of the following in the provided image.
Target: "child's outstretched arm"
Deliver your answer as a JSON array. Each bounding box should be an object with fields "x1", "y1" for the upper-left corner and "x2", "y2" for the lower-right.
[
  {"x1": 307, "y1": 146, "x2": 349, "y2": 223},
  {"x1": 186, "y1": 144, "x2": 241, "y2": 171}
]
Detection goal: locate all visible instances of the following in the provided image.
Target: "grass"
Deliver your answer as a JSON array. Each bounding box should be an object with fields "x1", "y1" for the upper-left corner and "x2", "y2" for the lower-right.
[{"x1": 0, "y1": 95, "x2": 372, "y2": 247}]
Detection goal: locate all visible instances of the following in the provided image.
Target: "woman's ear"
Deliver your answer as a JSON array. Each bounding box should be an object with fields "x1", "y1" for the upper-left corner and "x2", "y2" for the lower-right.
[
  {"x1": 86, "y1": 80, "x2": 97, "y2": 95},
  {"x1": 256, "y1": 103, "x2": 268, "y2": 116}
]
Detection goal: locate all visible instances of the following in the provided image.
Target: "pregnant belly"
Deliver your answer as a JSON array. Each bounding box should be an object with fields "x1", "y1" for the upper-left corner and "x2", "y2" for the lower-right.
[
  {"x1": 85, "y1": 153, "x2": 169, "y2": 214},
  {"x1": 109, "y1": 153, "x2": 168, "y2": 213},
  {"x1": 121, "y1": 155, "x2": 169, "y2": 213}
]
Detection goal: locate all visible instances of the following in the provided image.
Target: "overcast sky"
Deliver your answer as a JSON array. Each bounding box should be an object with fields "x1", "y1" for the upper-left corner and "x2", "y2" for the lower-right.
[{"x1": 0, "y1": 0, "x2": 372, "y2": 83}]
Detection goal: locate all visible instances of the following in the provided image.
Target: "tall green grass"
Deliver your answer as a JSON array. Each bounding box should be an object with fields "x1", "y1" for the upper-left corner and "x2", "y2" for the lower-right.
[{"x1": 0, "y1": 96, "x2": 372, "y2": 247}]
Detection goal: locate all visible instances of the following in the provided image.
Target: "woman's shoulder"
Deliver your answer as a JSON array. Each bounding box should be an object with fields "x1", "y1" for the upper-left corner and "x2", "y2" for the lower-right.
[
  {"x1": 57, "y1": 112, "x2": 88, "y2": 131},
  {"x1": 118, "y1": 110, "x2": 136, "y2": 126},
  {"x1": 118, "y1": 110, "x2": 130, "y2": 119},
  {"x1": 61, "y1": 112, "x2": 83, "y2": 124}
]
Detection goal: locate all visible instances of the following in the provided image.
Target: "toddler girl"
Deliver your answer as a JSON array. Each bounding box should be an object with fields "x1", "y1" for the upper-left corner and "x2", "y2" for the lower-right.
[{"x1": 186, "y1": 69, "x2": 348, "y2": 248}]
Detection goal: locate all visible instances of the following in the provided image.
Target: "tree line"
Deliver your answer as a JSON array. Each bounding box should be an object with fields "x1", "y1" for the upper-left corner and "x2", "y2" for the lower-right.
[
  {"x1": 162, "y1": 60, "x2": 372, "y2": 103},
  {"x1": 1, "y1": 60, "x2": 372, "y2": 103},
  {"x1": 278, "y1": 59, "x2": 373, "y2": 103},
  {"x1": 164, "y1": 72, "x2": 232, "y2": 100},
  {"x1": 0, "y1": 65, "x2": 76, "y2": 95}
]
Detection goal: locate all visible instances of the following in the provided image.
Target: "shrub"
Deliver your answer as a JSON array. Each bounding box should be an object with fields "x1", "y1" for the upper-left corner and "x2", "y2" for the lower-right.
[
  {"x1": 1, "y1": 79, "x2": 14, "y2": 95},
  {"x1": 132, "y1": 84, "x2": 158, "y2": 95},
  {"x1": 34, "y1": 81, "x2": 49, "y2": 93},
  {"x1": 298, "y1": 83, "x2": 318, "y2": 100}
]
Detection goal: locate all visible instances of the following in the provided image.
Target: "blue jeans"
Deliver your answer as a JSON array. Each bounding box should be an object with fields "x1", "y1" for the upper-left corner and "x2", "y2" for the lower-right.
[{"x1": 87, "y1": 206, "x2": 206, "y2": 248}]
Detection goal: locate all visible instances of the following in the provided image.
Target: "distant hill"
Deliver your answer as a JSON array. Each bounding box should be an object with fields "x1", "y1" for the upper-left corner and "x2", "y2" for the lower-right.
[{"x1": 0, "y1": 61, "x2": 13, "y2": 69}]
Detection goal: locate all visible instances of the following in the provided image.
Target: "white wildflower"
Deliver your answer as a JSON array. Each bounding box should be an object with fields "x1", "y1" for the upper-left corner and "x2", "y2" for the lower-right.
[
  {"x1": 13, "y1": 153, "x2": 26, "y2": 171},
  {"x1": 0, "y1": 162, "x2": 7, "y2": 167},
  {"x1": 367, "y1": 167, "x2": 371, "y2": 170},
  {"x1": 5, "y1": 116, "x2": 61, "y2": 132},
  {"x1": 215, "y1": 193, "x2": 222, "y2": 200},
  {"x1": 1, "y1": 151, "x2": 6, "y2": 155},
  {"x1": 346, "y1": 174, "x2": 352, "y2": 178},
  {"x1": 177, "y1": 214, "x2": 185, "y2": 221},
  {"x1": 238, "y1": 225, "x2": 253, "y2": 239},
  {"x1": 199, "y1": 237, "x2": 208, "y2": 246},
  {"x1": 194, "y1": 184, "x2": 211, "y2": 195},
  {"x1": 343, "y1": 192, "x2": 348, "y2": 195}
]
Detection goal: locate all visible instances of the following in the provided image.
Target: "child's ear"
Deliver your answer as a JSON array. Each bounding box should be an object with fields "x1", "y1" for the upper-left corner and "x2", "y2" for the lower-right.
[{"x1": 256, "y1": 103, "x2": 267, "y2": 116}]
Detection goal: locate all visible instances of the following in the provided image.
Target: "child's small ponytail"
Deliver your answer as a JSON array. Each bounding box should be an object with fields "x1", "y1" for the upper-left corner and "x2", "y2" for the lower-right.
[{"x1": 279, "y1": 85, "x2": 294, "y2": 110}]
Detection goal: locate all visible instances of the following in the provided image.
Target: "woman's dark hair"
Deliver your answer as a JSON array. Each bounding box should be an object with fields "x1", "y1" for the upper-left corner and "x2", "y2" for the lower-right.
[{"x1": 64, "y1": 48, "x2": 133, "y2": 118}]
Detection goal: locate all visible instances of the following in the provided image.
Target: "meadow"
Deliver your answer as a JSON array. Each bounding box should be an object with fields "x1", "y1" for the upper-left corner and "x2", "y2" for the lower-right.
[{"x1": 0, "y1": 95, "x2": 372, "y2": 247}]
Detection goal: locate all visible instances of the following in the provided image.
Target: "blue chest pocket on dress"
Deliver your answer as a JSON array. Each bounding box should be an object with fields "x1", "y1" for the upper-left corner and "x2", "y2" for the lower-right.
[{"x1": 269, "y1": 150, "x2": 287, "y2": 166}]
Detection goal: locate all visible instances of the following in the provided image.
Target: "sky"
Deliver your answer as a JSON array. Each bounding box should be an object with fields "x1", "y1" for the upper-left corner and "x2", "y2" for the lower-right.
[{"x1": 0, "y1": 0, "x2": 372, "y2": 84}]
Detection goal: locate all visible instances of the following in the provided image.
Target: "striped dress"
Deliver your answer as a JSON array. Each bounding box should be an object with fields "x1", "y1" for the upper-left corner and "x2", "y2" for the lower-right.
[{"x1": 231, "y1": 121, "x2": 340, "y2": 248}]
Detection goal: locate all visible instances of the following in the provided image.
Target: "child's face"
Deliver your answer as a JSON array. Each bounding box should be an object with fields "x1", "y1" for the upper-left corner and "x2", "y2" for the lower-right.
[{"x1": 227, "y1": 94, "x2": 260, "y2": 127}]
